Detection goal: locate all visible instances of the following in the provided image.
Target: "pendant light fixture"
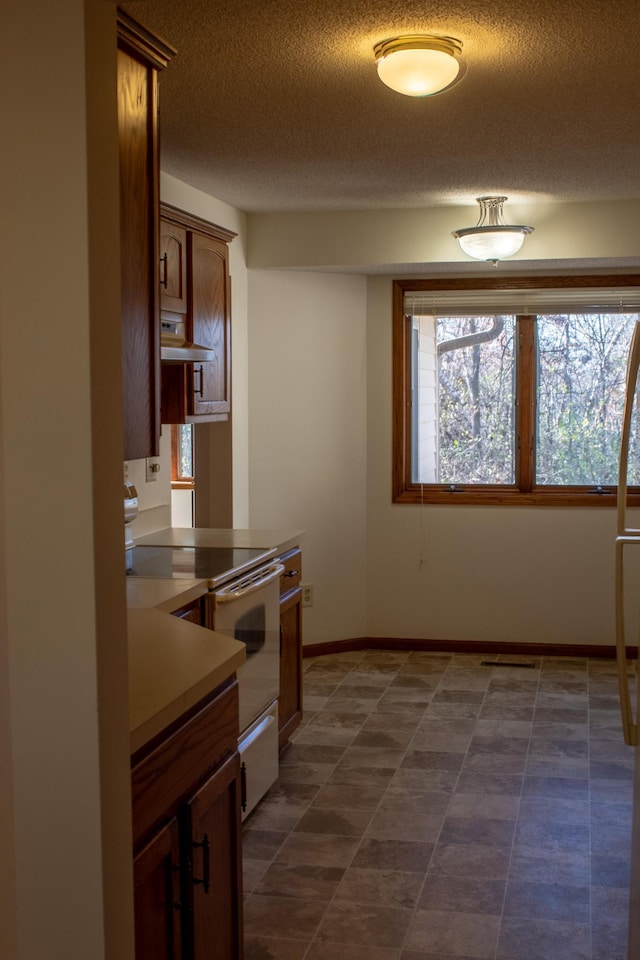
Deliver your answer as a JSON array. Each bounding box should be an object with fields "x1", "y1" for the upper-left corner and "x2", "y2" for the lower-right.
[
  {"x1": 374, "y1": 35, "x2": 464, "y2": 97},
  {"x1": 452, "y1": 196, "x2": 534, "y2": 262}
]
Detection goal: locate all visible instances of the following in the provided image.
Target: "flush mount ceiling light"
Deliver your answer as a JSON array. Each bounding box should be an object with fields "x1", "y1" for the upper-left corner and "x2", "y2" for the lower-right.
[
  {"x1": 452, "y1": 196, "x2": 535, "y2": 262},
  {"x1": 374, "y1": 35, "x2": 464, "y2": 97}
]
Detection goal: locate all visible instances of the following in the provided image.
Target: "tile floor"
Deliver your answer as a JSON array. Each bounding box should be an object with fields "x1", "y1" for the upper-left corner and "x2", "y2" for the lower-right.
[{"x1": 242, "y1": 649, "x2": 634, "y2": 960}]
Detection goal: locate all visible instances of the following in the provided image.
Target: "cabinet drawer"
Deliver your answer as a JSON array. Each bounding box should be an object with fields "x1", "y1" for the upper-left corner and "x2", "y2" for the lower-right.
[
  {"x1": 171, "y1": 597, "x2": 203, "y2": 624},
  {"x1": 131, "y1": 679, "x2": 239, "y2": 848},
  {"x1": 279, "y1": 547, "x2": 301, "y2": 595}
]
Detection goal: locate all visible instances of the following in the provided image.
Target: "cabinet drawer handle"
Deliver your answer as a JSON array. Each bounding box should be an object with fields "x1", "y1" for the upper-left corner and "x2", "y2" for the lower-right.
[
  {"x1": 160, "y1": 252, "x2": 168, "y2": 288},
  {"x1": 192, "y1": 834, "x2": 210, "y2": 894},
  {"x1": 193, "y1": 365, "x2": 204, "y2": 398},
  {"x1": 284, "y1": 569, "x2": 299, "y2": 578},
  {"x1": 240, "y1": 762, "x2": 247, "y2": 813}
]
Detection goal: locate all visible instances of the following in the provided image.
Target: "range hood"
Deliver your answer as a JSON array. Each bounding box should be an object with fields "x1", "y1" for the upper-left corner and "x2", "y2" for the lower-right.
[{"x1": 160, "y1": 318, "x2": 215, "y2": 363}]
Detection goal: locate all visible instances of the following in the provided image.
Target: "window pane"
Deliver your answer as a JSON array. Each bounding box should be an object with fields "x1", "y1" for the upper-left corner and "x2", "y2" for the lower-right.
[
  {"x1": 536, "y1": 314, "x2": 638, "y2": 485},
  {"x1": 178, "y1": 424, "x2": 194, "y2": 479},
  {"x1": 412, "y1": 315, "x2": 516, "y2": 484}
]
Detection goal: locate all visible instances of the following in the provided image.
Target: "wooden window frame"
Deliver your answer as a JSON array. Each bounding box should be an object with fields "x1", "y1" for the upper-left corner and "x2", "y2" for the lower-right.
[
  {"x1": 392, "y1": 274, "x2": 640, "y2": 507},
  {"x1": 170, "y1": 423, "x2": 195, "y2": 490}
]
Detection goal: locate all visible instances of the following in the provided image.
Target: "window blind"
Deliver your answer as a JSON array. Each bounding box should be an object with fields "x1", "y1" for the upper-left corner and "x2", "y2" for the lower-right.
[{"x1": 404, "y1": 285, "x2": 640, "y2": 318}]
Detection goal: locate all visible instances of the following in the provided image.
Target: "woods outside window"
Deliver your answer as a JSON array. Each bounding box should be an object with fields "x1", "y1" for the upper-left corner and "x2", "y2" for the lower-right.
[{"x1": 393, "y1": 276, "x2": 640, "y2": 506}]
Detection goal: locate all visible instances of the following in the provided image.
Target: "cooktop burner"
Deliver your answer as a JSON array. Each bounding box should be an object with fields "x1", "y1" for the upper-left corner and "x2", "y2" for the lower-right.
[{"x1": 126, "y1": 545, "x2": 273, "y2": 584}]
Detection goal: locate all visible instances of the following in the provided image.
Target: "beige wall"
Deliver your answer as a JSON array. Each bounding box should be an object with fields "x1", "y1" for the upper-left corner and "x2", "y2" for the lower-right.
[
  {"x1": 0, "y1": 0, "x2": 133, "y2": 960},
  {"x1": 247, "y1": 270, "x2": 369, "y2": 645},
  {"x1": 133, "y1": 184, "x2": 640, "y2": 656},
  {"x1": 1, "y1": 1, "x2": 131, "y2": 958},
  {"x1": 247, "y1": 198, "x2": 640, "y2": 271},
  {"x1": 242, "y1": 264, "x2": 639, "y2": 650},
  {"x1": 366, "y1": 277, "x2": 637, "y2": 647}
]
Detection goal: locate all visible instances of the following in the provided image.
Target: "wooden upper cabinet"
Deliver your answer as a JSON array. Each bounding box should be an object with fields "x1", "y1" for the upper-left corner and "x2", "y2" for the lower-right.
[
  {"x1": 160, "y1": 221, "x2": 188, "y2": 315},
  {"x1": 189, "y1": 232, "x2": 231, "y2": 417},
  {"x1": 117, "y1": 12, "x2": 175, "y2": 461},
  {"x1": 160, "y1": 206, "x2": 237, "y2": 425}
]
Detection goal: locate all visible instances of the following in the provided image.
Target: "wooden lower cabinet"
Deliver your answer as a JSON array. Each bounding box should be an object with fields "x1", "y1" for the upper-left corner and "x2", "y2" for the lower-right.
[
  {"x1": 133, "y1": 818, "x2": 182, "y2": 960},
  {"x1": 131, "y1": 680, "x2": 243, "y2": 960},
  {"x1": 186, "y1": 753, "x2": 243, "y2": 960},
  {"x1": 278, "y1": 548, "x2": 303, "y2": 751}
]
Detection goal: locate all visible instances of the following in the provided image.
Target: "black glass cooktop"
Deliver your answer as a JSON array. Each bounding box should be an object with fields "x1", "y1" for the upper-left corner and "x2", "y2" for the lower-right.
[{"x1": 126, "y1": 545, "x2": 272, "y2": 584}]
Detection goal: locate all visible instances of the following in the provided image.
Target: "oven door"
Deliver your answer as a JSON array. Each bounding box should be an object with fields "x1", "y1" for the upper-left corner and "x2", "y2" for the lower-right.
[{"x1": 208, "y1": 561, "x2": 283, "y2": 734}]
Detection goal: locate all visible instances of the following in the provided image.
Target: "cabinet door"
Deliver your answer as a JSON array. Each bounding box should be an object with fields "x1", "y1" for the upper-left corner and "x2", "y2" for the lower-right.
[
  {"x1": 117, "y1": 15, "x2": 174, "y2": 462},
  {"x1": 279, "y1": 586, "x2": 303, "y2": 750},
  {"x1": 185, "y1": 752, "x2": 243, "y2": 960},
  {"x1": 188, "y1": 232, "x2": 231, "y2": 417},
  {"x1": 160, "y1": 221, "x2": 188, "y2": 314},
  {"x1": 134, "y1": 818, "x2": 182, "y2": 960}
]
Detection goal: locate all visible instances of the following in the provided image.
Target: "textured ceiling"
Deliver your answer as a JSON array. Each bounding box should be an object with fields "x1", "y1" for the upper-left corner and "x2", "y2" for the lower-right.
[{"x1": 121, "y1": 0, "x2": 640, "y2": 214}]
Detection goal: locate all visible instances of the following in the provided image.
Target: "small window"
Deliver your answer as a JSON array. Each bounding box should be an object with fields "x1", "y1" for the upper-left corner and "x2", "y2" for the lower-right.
[
  {"x1": 393, "y1": 276, "x2": 640, "y2": 506},
  {"x1": 171, "y1": 424, "x2": 194, "y2": 488}
]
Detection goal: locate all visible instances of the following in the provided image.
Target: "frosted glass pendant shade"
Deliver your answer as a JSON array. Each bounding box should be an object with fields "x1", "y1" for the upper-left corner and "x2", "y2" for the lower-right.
[
  {"x1": 453, "y1": 196, "x2": 534, "y2": 262},
  {"x1": 374, "y1": 36, "x2": 463, "y2": 97},
  {"x1": 457, "y1": 229, "x2": 526, "y2": 260}
]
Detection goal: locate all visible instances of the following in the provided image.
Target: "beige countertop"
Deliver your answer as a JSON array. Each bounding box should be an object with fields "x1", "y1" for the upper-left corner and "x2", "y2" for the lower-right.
[
  {"x1": 127, "y1": 528, "x2": 304, "y2": 755},
  {"x1": 128, "y1": 606, "x2": 245, "y2": 754}
]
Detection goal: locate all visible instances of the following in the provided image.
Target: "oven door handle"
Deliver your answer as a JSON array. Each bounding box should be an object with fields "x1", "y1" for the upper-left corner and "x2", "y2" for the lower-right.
[{"x1": 214, "y1": 562, "x2": 284, "y2": 603}]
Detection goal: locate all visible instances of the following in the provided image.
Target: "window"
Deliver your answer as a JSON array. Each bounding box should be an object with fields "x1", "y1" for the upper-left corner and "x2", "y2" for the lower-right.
[
  {"x1": 170, "y1": 423, "x2": 195, "y2": 487},
  {"x1": 393, "y1": 276, "x2": 640, "y2": 505}
]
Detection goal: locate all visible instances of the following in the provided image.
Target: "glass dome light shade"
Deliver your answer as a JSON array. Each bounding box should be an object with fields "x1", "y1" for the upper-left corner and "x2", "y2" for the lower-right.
[
  {"x1": 452, "y1": 196, "x2": 534, "y2": 261},
  {"x1": 455, "y1": 228, "x2": 529, "y2": 261},
  {"x1": 374, "y1": 36, "x2": 463, "y2": 97}
]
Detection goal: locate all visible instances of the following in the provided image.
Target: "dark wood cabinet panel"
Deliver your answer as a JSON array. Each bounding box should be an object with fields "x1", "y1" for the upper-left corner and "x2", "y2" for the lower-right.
[
  {"x1": 279, "y1": 588, "x2": 303, "y2": 751},
  {"x1": 185, "y1": 753, "x2": 244, "y2": 960},
  {"x1": 278, "y1": 548, "x2": 303, "y2": 751},
  {"x1": 131, "y1": 679, "x2": 243, "y2": 960},
  {"x1": 133, "y1": 818, "x2": 182, "y2": 960},
  {"x1": 188, "y1": 232, "x2": 231, "y2": 417},
  {"x1": 117, "y1": 12, "x2": 174, "y2": 460},
  {"x1": 171, "y1": 597, "x2": 203, "y2": 624},
  {"x1": 160, "y1": 222, "x2": 188, "y2": 314}
]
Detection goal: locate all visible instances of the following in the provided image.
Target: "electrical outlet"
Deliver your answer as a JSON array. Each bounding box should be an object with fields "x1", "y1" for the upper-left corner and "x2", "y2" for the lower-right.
[
  {"x1": 145, "y1": 458, "x2": 160, "y2": 482},
  {"x1": 301, "y1": 583, "x2": 314, "y2": 607}
]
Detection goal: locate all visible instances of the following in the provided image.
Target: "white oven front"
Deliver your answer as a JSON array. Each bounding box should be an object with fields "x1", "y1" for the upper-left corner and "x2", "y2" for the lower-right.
[{"x1": 206, "y1": 560, "x2": 283, "y2": 818}]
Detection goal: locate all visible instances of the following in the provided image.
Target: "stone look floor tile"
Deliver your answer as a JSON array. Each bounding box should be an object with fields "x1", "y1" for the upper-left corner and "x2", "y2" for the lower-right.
[
  {"x1": 429, "y1": 842, "x2": 512, "y2": 879},
  {"x1": 404, "y1": 909, "x2": 500, "y2": 957},
  {"x1": 438, "y1": 815, "x2": 516, "y2": 847},
  {"x1": 447, "y1": 792, "x2": 520, "y2": 820},
  {"x1": 316, "y1": 899, "x2": 414, "y2": 949},
  {"x1": 307, "y1": 943, "x2": 401, "y2": 960},
  {"x1": 294, "y1": 806, "x2": 373, "y2": 837},
  {"x1": 417, "y1": 874, "x2": 506, "y2": 914},
  {"x1": 335, "y1": 866, "x2": 425, "y2": 909},
  {"x1": 274, "y1": 832, "x2": 361, "y2": 868},
  {"x1": 244, "y1": 935, "x2": 310, "y2": 959},
  {"x1": 352, "y1": 837, "x2": 435, "y2": 873},
  {"x1": 503, "y1": 878, "x2": 590, "y2": 921},
  {"x1": 254, "y1": 862, "x2": 344, "y2": 901},
  {"x1": 242, "y1": 650, "x2": 632, "y2": 958},
  {"x1": 496, "y1": 917, "x2": 591, "y2": 960},
  {"x1": 311, "y1": 781, "x2": 388, "y2": 810},
  {"x1": 243, "y1": 894, "x2": 328, "y2": 940}
]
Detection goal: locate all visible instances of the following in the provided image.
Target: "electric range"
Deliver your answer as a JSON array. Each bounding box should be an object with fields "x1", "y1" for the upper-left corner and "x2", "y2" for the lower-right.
[{"x1": 126, "y1": 544, "x2": 277, "y2": 588}]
